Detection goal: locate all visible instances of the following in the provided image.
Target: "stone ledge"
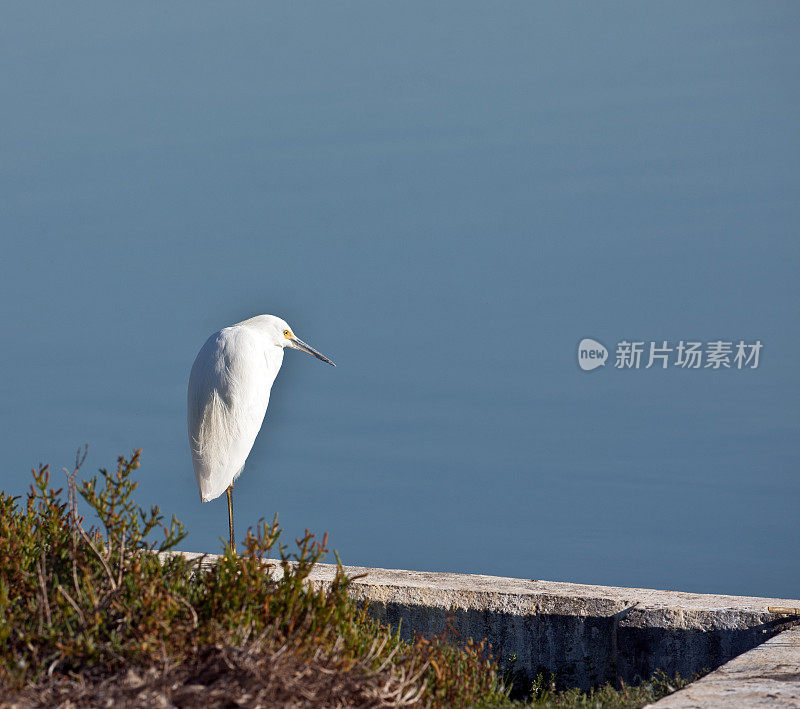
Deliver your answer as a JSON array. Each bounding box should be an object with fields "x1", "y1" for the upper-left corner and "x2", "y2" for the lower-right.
[
  {"x1": 166, "y1": 552, "x2": 800, "y2": 690},
  {"x1": 647, "y1": 625, "x2": 800, "y2": 707}
]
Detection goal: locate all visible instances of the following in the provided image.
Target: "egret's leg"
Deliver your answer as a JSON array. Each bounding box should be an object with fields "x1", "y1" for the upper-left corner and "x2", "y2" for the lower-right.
[{"x1": 226, "y1": 484, "x2": 235, "y2": 551}]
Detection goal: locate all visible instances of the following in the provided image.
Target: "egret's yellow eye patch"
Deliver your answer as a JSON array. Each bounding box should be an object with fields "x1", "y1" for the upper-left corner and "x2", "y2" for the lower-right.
[{"x1": 283, "y1": 329, "x2": 293, "y2": 339}]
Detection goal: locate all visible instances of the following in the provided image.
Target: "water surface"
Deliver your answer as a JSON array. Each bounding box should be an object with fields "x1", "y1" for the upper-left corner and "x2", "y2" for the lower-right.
[{"x1": 1, "y1": 2, "x2": 798, "y2": 598}]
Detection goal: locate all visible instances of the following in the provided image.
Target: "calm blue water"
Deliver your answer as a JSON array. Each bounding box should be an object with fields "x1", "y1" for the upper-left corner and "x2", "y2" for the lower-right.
[{"x1": 1, "y1": 2, "x2": 798, "y2": 598}]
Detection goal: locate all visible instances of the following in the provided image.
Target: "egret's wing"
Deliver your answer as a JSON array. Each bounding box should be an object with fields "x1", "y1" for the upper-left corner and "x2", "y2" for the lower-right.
[{"x1": 188, "y1": 327, "x2": 273, "y2": 502}]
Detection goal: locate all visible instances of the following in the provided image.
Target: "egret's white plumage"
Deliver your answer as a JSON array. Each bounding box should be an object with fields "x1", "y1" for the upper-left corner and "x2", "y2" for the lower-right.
[{"x1": 187, "y1": 314, "x2": 334, "y2": 544}]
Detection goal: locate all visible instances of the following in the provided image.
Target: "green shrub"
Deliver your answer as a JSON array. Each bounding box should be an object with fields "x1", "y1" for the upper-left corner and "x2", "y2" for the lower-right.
[
  {"x1": 483, "y1": 668, "x2": 697, "y2": 708},
  {"x1": 0, "y1": 449, "x2": 507, "y2": 707}
]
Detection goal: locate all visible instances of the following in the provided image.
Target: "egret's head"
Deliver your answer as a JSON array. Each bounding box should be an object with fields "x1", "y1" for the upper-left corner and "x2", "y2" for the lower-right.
[
  {"x1": 238, "y1": 314, "x2": 335, "y2": 366},
  {"x1": 280, "y1": 323, "x2": 336, "y2": 366}
]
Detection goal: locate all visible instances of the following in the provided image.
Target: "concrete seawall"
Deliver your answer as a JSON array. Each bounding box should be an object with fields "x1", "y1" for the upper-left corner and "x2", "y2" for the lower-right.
[{"x1": 170, "y1": 552, "x2": 799, "y2": 690}]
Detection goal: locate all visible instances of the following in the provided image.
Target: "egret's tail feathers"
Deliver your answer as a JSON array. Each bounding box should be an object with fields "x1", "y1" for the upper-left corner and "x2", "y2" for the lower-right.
[{"x1": 196, "y1": 463, "x2": 245, "y2": 503}]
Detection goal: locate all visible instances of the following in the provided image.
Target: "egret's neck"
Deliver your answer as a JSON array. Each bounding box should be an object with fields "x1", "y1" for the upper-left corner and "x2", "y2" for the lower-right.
[{"x1": 264, "y1": 345, "x2": 284, "y2": 384}]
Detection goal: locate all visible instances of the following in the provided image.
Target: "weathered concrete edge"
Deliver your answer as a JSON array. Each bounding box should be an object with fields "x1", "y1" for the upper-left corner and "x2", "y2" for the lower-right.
[
  {"x1": 647, "y1": 624, "x2": 800, "y2": 708},
  {"x1": 169, "y1": 551, "x2": 799, "y2": 615},
  {"x1": 165, "y1": 552, "x2": 800, "y2": 689}
]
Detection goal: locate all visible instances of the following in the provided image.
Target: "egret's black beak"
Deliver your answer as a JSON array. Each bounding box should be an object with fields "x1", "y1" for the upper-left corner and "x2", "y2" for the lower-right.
[{"x1": 291, "y1": 337, "x2": 335, "y2": 366}]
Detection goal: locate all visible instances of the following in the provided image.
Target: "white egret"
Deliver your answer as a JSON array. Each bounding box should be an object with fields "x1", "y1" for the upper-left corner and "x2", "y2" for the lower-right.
[{"x1": 187, "y1": 314, "x2": 334, "y2": 548}]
